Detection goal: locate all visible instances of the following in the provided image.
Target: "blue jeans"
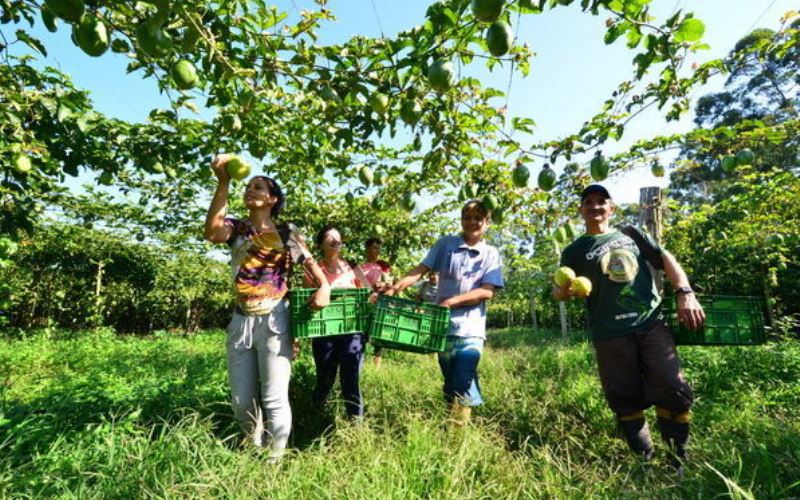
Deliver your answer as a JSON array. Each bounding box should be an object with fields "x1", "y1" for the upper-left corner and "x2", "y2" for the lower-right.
[
  {"x1": 438, "y1": 336, "x2": 484, "y2": 407},
  {"x1": 312, "y1": 333, "x2": 365, "y2": 418}
]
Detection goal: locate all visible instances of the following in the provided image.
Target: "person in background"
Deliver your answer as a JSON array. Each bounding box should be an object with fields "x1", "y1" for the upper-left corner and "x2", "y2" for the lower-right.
[
  {"x1": 361, "y1": 237, "x2": 392, "y2": 367},
  {"x1": 204, "y1": 154, "x2": 330, "y2": 462},
  {"x1": 387, "y1": 200, "x2": 503, "y2": 426},
  {"x1": 361, "y1": 237, "x2": 391, "y2": 288},
  {"x1": 417, "y1": 271, "x2": 439, "y2": 304},
  {"x1": 554, "y1": 184, "x2": 704, "y2": 473}
]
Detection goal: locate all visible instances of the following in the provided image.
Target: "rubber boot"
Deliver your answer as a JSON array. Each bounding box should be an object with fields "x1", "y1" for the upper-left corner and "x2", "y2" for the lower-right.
[
  {"x1": 449, "y1": 402, "x2": 472, "y2": 428},
  {"x1": 617, "y1": 411, "x2": 654, "y2": 461},
  {"x1": 656, "y1": 408, "x2": 690, "y2": 475}
]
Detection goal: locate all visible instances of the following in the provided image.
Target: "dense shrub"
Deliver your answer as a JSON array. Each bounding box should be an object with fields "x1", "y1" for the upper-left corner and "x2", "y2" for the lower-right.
[
  {"x1": 665, "y1": 169, "x2": 800, "y2": 330},
  {"x1": 1, "y1": 223, "x2": 231, "y2": 333}
]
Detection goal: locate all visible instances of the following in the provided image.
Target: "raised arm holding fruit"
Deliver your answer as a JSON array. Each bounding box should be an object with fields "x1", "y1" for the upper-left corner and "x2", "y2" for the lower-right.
[{"x1": 203, "y1": 153, "x2": 329, "y2": 462}]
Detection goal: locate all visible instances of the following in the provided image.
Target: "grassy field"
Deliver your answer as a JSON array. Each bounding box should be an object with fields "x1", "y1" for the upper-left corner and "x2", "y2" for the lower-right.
[{"x1": 0, "y1": 327, "x2": 798, "y2": 498}]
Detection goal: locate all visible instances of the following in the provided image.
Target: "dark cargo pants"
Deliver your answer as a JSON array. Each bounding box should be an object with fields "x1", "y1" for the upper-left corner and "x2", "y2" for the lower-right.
[{"x1": 592, "y1": 321, "x2": 693, "y2": 417}]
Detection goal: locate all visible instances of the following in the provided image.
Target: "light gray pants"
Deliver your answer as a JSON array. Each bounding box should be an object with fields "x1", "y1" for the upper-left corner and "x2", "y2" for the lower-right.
[{"x1": 226, "y1": 301, "x2": 292, "y2": 458}]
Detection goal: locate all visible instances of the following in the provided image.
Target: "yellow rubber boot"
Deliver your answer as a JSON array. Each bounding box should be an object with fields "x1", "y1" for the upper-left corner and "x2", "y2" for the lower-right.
[
  {"x1": 450, "y1": 402, "x2": 472, "y2": 428},
  {"x1": 656, "y1": 407, "x2": 690, "y2": 463},
  {"x1": 617, "y1": 411, "x2": 654, "y2": 461}
]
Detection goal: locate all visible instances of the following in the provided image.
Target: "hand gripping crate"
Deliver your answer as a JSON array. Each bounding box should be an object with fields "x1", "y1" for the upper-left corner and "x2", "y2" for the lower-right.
[
  {"x1": 663, "y1": 295, "x2": 766, "y2": 346},
  {"x1": 289, "y1": 288, "x2": 371, "y2": 339},
  {"x1": 368, "y1": 295, "x2": 449, "y2": 353}
]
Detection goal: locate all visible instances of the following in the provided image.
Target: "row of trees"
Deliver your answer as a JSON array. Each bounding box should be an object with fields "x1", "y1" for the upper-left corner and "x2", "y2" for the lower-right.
[{"x1": 2, "y1": 222, "x2": 230, "y2": 332}]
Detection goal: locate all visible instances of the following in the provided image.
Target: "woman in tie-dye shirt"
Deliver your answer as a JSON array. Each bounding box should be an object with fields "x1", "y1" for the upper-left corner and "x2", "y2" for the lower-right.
[{"x1": 204, "y1": 153, "x2": 330, "y2": 461}]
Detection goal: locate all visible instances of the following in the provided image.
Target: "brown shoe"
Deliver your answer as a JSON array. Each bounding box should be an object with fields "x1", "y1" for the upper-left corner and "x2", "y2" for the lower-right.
[{"x1": 449, "y1": 402, "x2": 472, "y2": 428}]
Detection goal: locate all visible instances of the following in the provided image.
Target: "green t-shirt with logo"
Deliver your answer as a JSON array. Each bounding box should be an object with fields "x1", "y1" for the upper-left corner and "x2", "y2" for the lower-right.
[{"x1": 560, "y1": 227, "x2": 663, "y2": 340}]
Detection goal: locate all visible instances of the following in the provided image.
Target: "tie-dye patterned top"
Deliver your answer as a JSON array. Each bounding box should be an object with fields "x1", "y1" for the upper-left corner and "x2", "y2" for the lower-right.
[{"x1": 225, "y1": 218, "x2": 312, "y2": 316}]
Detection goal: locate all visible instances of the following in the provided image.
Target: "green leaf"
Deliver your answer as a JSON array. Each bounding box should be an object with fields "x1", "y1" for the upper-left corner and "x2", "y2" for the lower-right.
[
  {"x1": 442, "y1": 8, "x2": 458, "y2": 25},
  {"x1": 76, "y1": 115, "x2": 90, "y2": 133},
  {"x1": 674, "y1": 18, "x2": 705, "y2": 43},
  {"x1": 16, "y1": 30, "x2": 47, "y2": 57},
  {"x1": 626, "y1": 27, "x2": 642, "y2": 48},
  {"x1": 503, "y1": 141, "x2": 520, "y2": 155},
  {"x1": 57, "y1": 104, "x2": 72, "y2": 122},
  {"x1": 511, "y1": 117, "x2": 536, "y2": 134},
  {"x1": 608, "y1": 0, "x2": 624, "y2": 10},
  {"x1": 604, "y1": 22, "x2": 630, "y2": 45},
  {"x1": 519, "y1": 59, "x2": 530, "y2": 77}
]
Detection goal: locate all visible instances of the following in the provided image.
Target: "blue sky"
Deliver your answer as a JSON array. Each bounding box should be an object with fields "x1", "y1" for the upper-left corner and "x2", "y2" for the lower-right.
[{"x1": 17, "y1": 0, "x2": 796, "y2": 203}]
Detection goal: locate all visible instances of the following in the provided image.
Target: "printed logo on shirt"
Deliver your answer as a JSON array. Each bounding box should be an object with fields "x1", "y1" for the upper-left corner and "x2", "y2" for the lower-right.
[
  {"x1": 584, "y1": 236, "x2": 636, "y2": 261},
  {"x1": 600, "y1": 248, "x2": 638, "y2": 283}
]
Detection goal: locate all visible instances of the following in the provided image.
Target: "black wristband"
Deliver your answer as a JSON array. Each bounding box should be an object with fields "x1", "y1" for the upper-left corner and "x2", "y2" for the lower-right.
[{"x1": 675, "y1": 286, "x2": 693, "y2": 295}]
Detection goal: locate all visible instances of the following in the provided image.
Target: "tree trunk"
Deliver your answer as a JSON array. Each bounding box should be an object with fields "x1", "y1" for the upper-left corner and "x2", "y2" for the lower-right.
[
  {"x1": 639, "y1": 186, "x2": 664, "y2": 292},
  {"x1": 529, "y1": 292, "x2": 538, "y2": 332},
  {"x1": 185, "y1": 302, "x2": 192, "y2": 332},
  {"x1": 559, "y1": 301, "x2": 568, "y2": 339},
  {"x1": 92, "y1": 260, "x2": 106, "y2": 328},
  {"x1": 95, "y1": 261, "x2": 105, "y2": 297}
]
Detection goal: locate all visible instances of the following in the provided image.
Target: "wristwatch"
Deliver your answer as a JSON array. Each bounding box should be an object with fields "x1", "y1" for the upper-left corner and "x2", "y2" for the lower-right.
[{"x1": 674, "y1": 286, "x2": 694, "y2": 295}]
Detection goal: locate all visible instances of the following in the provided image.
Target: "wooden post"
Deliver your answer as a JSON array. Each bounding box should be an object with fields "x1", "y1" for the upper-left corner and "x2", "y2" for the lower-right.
[
  {"x1": 559, "y1": 301, "x2": 569, "y2": 339},
  {"x1": 90, "y1": 259, "x2": 107, "y2": 328},
  {"x1": 529, "y1": 292, "x2": 538, "y2": 333},
  {"x1": 185, "y1": 302, "x2": 193, "y2": 331},
  {"x1": 639, "y1": 187, "x2": 664, "y2": 292}
]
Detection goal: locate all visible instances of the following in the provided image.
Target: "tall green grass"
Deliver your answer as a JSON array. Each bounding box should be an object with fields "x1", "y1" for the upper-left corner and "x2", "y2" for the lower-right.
[{"x1": 0, "y1": 328, "x2": 798, "y2": 498}]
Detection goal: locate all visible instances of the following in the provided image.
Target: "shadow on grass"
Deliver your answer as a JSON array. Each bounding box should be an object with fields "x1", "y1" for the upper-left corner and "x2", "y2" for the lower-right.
[
  {"x1": 480, "y1": 336, "x2": 800, "y2": 497},
  {"x1": 289, "y1": 358, "x2": 337, "y2": 450},
  {"x1": 2, "y1": 349, "x2": 231, "y2": 460},
  {"x1": 1, "y1": 343, "x2": 339, "y2": 463}
]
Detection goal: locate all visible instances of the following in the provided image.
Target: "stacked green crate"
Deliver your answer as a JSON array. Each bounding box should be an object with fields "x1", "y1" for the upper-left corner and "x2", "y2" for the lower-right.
[
  {"x1": 663, "y1": 295, "x2": 766, "y2": 345},
  {"x1": 368, "y1": 295, "x2": 449, "y2": 353},
  {"x1": 289, "y1": 288, "x2": 371, "y2": 338}
]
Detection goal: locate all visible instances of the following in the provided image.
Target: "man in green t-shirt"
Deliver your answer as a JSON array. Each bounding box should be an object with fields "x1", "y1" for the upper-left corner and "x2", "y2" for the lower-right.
[{"x1": 554, "y1": 185, "x2": 705, "y2": 470}]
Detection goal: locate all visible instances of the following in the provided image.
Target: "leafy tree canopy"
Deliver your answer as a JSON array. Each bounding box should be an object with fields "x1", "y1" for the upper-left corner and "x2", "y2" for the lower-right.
[{"x1": 2, "y1": 0, "x2": 724, "y2": 248}]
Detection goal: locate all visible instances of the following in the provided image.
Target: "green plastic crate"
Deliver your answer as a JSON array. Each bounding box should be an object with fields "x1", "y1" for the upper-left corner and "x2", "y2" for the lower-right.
[
  {"x1": 368, "y1": 295, "x2": 449, "y2": 353},
  {"x1": 663, "y1": 295, "x2": 766, "y2": 346},
  {"x1": 289, "y1": 288, "x2": 371, "y2": 339}
]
